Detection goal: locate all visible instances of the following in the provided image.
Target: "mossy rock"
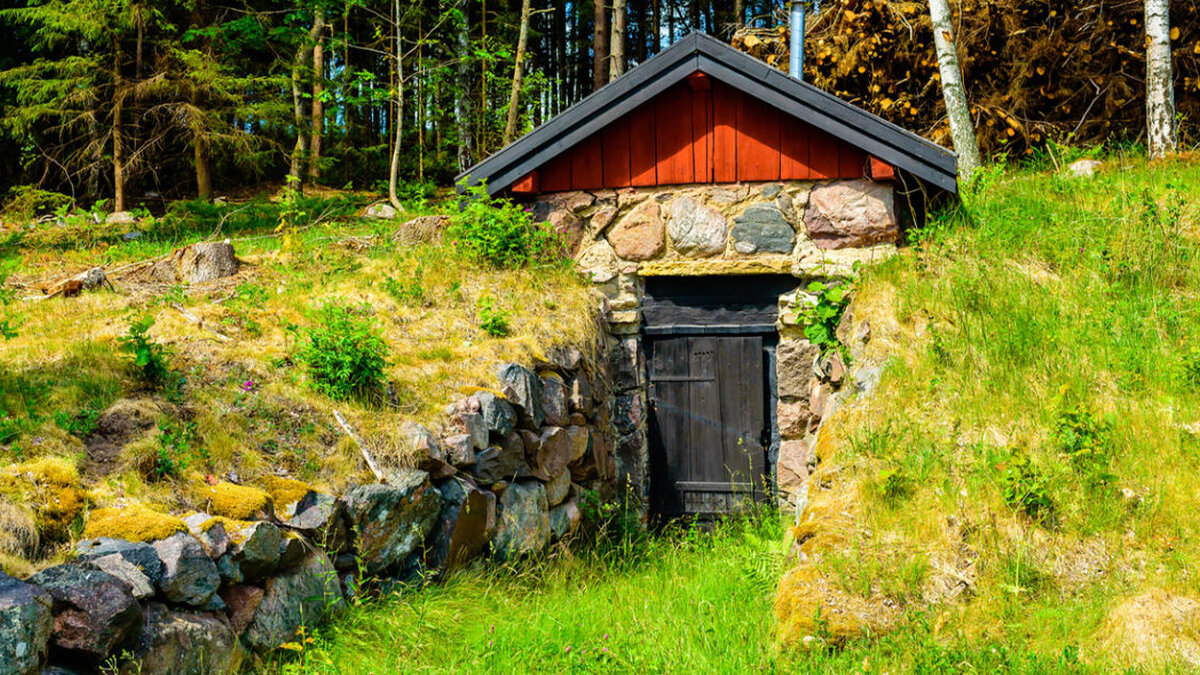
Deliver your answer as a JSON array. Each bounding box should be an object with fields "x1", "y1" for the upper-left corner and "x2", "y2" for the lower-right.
[
  {"x1": 0, "y1": 457, "x2": 88, "y2": 547},
  {"x1": 84, "y1": 504, "x2": 188, "y2": 543},
  {"x1": 259, "y1": 476, "x2": 315, "y2": 517},
  {"x1": 197, "y1": 483, "x2": 274, "y2": 521}
]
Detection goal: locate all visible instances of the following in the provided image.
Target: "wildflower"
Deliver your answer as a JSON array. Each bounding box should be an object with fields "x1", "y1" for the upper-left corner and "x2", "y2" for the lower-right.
[
  {"x1": 564, "y1": 645, "x2": 571, "y2": 652},
  {"x1": 241, "y1": 379, "x2": 255, "y2": 393}
]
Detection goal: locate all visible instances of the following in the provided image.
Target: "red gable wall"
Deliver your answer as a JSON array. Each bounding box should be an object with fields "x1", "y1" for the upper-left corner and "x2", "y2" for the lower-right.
[{"x1": 518, "y1": 74, "x2": 893, "y2": 194}]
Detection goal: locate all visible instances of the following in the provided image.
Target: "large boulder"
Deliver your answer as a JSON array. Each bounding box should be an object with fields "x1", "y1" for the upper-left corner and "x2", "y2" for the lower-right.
[
  {"x1": 731, "y1": 204, "x2": 795, "y2": 254},
  {"x1": 427, "y1": 480, "x2": 498, "y2": 571},
  {"x1": 493, "y1": 481, "x2": 550, "y2": 559},
  {"x1": 29, "y1": 565, "x2": 142, "y2": 663},
  {"x1": 218, "y1": 585, "x2": 264, "y2": 636},
  {"x1": 0, "y1": 572, "x2": 52, "y2": 675},
  {"x1": 75, "y1": 538, "x2": 164, "y2": 587},
  {"x1": 153, "y1": 533, "x2": 221, "y2": 607},
  {"x1": 243, "y1": 553, "x2": 343, "y2": 653},
  {"x1": 606, "y1": 201, "x2": 665, "y2": 261},
  {"x1": 541, "y1": 373, "x2": 569, "y2": 427},
  {"x1": 545, "y1": 469, "x2": 571, "y2": 507},
  {"x1": 497, "y1": 363, "x2": 545, "y2": 429},
  {"x1": 476, "y1": 391, "x2": 516, "y2": 438},
  {"x1": 804, "y1": 180, "x2": 897, "y2": 250},
  {"x1": 224, "y1": 521, "x2": 282, "y2": 583},
  {"x1": 344, "y1": 471, "x2": 443, "y2": 575},
  {"x1": 471, "y1": 433, "x2": 534, "y2": 485},
  {"x1": 549, "y1": 499, "x2": 582, "y2": 542},
  {"x1": 129, "y1": 603, "x2": 241, "y2": 675},
  {"x1": 667, "y1": 196, "x2": 727, "y2": 257}
]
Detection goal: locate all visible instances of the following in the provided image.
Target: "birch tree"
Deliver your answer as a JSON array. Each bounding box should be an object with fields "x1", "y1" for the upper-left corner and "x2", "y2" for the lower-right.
[
  {"x1": 610, "y1": 0, "x2": 627, "y2": 81},
  {"x1": 927, "y1": 0, "x2": 981, "y2": 181},
  {"x1": 503, "y1": 0, "x2": 533, "y2": 145},
  {"x1": 1144, "y1": 0, "x2": 1176, "y2": 159}
]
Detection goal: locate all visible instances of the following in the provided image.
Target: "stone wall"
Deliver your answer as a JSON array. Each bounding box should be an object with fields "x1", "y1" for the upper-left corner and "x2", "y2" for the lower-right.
[
  {"x1": 0, "y1": 353, "x2": 615, "y2": 675},
  {"x1": 534, "y1": 178, "x2": 898, "y2": 511}
]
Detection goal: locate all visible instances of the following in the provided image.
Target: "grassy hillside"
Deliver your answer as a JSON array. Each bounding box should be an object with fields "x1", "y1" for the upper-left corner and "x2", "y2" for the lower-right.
[
  {"x1": 0, "y1": 190, "x2": 595, "y2": 576},
  {"x1": 778, "y1": 152, "x2": 1200, "y2": 671}
]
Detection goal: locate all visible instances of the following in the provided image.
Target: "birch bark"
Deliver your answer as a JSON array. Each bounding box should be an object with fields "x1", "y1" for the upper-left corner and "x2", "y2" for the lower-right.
[{"x1": 928, "y1": 0, "x2": 981, "y2": 181}]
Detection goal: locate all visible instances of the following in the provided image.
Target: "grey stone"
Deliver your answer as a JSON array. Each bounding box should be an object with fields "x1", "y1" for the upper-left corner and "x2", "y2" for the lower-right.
[
  {"x1": 106, "y1": 211, "x2": 136, "y2": 225},
  {"x1": 567, "y1": 373, "x2": 593, "y2": 416},
  {"x1": 476, "y1": 391, "x2": 516, "y2": 438},
  {"x1": 545, "y1": 469, "x2": 571, "y2": 507},
  {"x1": 667, "y1": 197, "x2": 727, "y2": 257},
  {"x1": 731, "y1": 205, "x2": 795, "y2": 254},
  {"x1": 762, "y1": 184, "x2": 783, "y2": 198},
  {"x1": 130, "y1": 603, "x2": 241, "y2": 675},
  {"x1": 525, "y1": 426, "x2": 574, "y2": 481},
  {"x1": 216, "y1": 554, "x2": 243, "y2": 585},
  {"x1": 344, "y1": 472, "x2": 443, "y2": 575},
  {"x1": 443, "y1": 434, "x2": 475, "y2": 468},
  {"x1": 450, "y1": 412, "x2": 488, "y2": 451},
  {"x1": 29, "y1": 565, "x2": 141, "y2": 663},
  {"x1": 365, "y1": 203, "x2": 398, "y2": 219},
  {"x1": 494, "y1": 482, "x2": 550, "y2": 559},
  {"x1": 75, "y1": 538, "x2": 163, "y2": 587},
  {"x1": 277, "y1": 531, "x2": 308, "y2": 570},
  {"x1": 471, "y1": 433, "x2": 533, "y2": 485},
  {"x1": 541, "y1": 373, "x2": 569, "y2": 427},
  {"x1": 613, "y1": 431, "x2": 647, "y2": 501},
  {"x1": 549, "y1": 500, "x2": 582, "y2": 542},
  {"x1": 153, "y1": 533, "x2": 221, "y2": 607},
  {"x1": 497, "y1": 363, "x2": 545, "y2": 429},
  {"x1": 0, "y1": 572, "x2": 52, "y2": 675},
  {"x1": 403, "y1": 421, "x2": 448, "y2": 470},
  {"x1": 614, "y1": 394, "x2": 645, "y2": 435},
  {"x1": 225, "y1": 521, "x2": 282, "y2": 582},
  {"x1": 183, "y1": 514, "x2": 232, "y2": 559},
  {"x1": 566, "y1": 426, "x2": 592, "y2": 464},
  {"x1": 575, "y1": 239, "x2": 619, "y2": 284},
  {"x1": 283, "y1": 492, "x2": 352, "y2": 554},
  {"x1": 610, "y1": 337, "x2": 643, "y2": 392},
  {"x1": 427, "y1": 479, "x2": 498, "y2": 571},
  {"x1": 82, "y1": 554, "x2": 154, "y2": 599},
  {"x1": 243, "y1": 553, "x2": 343, "y2": 653}
]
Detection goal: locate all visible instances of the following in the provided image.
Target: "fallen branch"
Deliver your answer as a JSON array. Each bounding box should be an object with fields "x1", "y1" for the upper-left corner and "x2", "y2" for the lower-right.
[
  {"x1": 333, "y1": 409, "x2": 386, "y2": 483},
  {"x1": 170, "y1": 303, "x2": 232, "y2": 342}
]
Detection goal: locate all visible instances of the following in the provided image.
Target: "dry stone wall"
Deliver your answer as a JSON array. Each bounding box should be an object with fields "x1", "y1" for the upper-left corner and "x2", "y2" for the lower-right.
[
  {"x1": 533, "y1": 178, "x2": 898, "y2": 510},
  {"x1": 0, "y1": 352, "x2": 615, "y2": 675}
]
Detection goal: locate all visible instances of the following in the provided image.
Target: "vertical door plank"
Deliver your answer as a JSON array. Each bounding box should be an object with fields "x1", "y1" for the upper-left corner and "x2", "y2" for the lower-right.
[
  {"x1": 712, "y1": 82, "x2": 738, "y2": 183},
  {"x1": 691, "y1": 85, "x2": 712, "y2": 183},
  {"x1": 736, "y1": 95, "x2": 781, "y2": 182},
  {"x1": 571, "y1": 132, "x2": 605, "y2": 190},
  {"x1": 655, "y1": 85, "x2": 696, "y2": 185},
  {"x1": 742, "y1": 337, "x2": 767, "y2": 501},
  {"x1": 649, "y1": 338, "x2": 691, "y2": 513},
  {"x1": 602, "y1": 117, "x2": 632, "y2": 188},
  {"x1": 780, "y1": 117, "x2": 812, "y2": 180},
  {"x1": 688, "y1": 336, "x2": 723, "y2": 483},
  {"x1": 629, "y1": 103, "x2": 658, "y2": 186}
]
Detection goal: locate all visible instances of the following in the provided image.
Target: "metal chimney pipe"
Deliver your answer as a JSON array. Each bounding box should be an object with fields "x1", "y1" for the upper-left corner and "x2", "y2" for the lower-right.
[{"x1": 789, "y1": 1, "x2": 805, "y2": 81}]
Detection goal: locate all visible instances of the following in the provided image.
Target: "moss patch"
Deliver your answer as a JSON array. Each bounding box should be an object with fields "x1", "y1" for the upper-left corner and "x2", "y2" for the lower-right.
[
  {"x1": 259, "y1": 475, "x2": 314, "y2": 513},
  {"x1": 197, "y1": 482, "x2": 274, "y2": 520},
  {"x1": 83, "y1": 503, "x2": 187, "y2": 542},
  {"x1": 0, "y1": 457, "x2": 88, "y2": 547}
]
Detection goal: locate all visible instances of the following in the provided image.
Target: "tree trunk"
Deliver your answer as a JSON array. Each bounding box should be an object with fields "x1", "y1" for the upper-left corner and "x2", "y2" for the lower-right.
[
  {"x1": 504, "y1": 0, "x2": 534, "y2": 145},
  {"x1": 387, "y1": 0, "x2": 404, "y2": 210},
  {"x1": 928, "y1": 0, "x2": 981, "y2": 181},
  {"x1": 1144, "y1": 0, "x2": 1176, "y2": 159},
  {"x1": 194, "y1": 131, "x2": 211, "y2": 199},
  {"x1": 610, "y1": 0, "x2": 627, "y2": 81},
  {"x1": 308, "y1": 10, "x2": 326, "y2": 182},
  {"x1": 734, "y1": 0, "x2": 743, "y2": 28},
  {"x1": 455, "y1": 1, "x2": 474, "y2": 172},
  {"x1": 652, "y1": 0, "x2": 661, "y2": 53},
  {"x1": 111, "y1": 40, "x2": 126, "y2": 212},
  {"x1": 593, "y1": 0, "x2": 610, "y2": 91},
  {"x1": 288, "y1": 32, "x2": 312, "y2": 190}
]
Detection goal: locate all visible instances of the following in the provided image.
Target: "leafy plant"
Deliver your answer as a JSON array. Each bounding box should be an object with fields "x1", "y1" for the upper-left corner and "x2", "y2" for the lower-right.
[
  {"x1": 876, "y1": 464, "x2": 911, "y2": 502},
  {"x1": 0, "y1": 259, "x2": 19, "y2": 340},
  {"x1": 118, "y1": 316, "x2": 172, "y2": 386},
  {"x1": 382, "y1": 267, "x2": 428, "y2": 306},
  {"x1": 795, "y1": 281, "x2": 851, "y2": 353},
  {"x1": 53, "y1": 407, "x2": 101, "y2": 437},
  {"x1": 998, "y1": 450, "x2": 1053, "y2": 520},
  {"x1": 299, "y1": 303, "x2": 389, "y2": 400},
  {"x1": 476, "y1": 295, "x2": 511, "y2": 337},
  {"x1": 151, "y1": 420, "x2": 201, "y2": 480},
  {"x1": 446, "y1": 182, "x2": 568, "y2": 268}
]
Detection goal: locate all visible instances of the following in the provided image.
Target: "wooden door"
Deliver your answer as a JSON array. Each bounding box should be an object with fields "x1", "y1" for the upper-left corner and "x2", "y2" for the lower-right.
[{"x1": 648, "y1": 335, "x2": 768, "y2": 515}]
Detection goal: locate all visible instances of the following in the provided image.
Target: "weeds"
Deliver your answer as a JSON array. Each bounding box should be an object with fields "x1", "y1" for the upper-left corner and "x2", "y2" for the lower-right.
[
  {"x1": 118, "y1": 316, "x2": 172, "y2": 387},
  {"x1": 299, "y1": 302, "x2": 389, "y2": 401},
  {"x1": 476, "y1": 295, "x2": 510, "y2": 337},
  {"x1": 795, "y1": 280, "x2": 852, "y2": 354},
  {"x1": 447, "y1": 183, "x2": 568, "y2": 268}
]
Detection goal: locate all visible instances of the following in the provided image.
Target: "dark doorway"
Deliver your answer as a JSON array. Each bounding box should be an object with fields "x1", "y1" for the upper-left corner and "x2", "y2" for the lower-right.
[{"x1": 643, "y1": 275, "x2": 796, "y2": 516}]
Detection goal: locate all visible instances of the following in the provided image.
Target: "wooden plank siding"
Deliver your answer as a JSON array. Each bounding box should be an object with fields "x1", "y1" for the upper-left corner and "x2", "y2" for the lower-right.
[{"x1": 531, "y1": 74, "x2": 879, "y2": 193}]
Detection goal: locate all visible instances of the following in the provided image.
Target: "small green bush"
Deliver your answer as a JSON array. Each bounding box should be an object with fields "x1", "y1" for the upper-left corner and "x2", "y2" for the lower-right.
[
  {"x1": 1054, "y1": 404, "x2": 1112, "y2": 482},
  {"x1": 795, "y1": 281, "x2": 851, "y2": 353},
  {"x1": 446, "y1": 183, "x2": 568, "y2": 268},
  {"x1": 118, "y1": 316, "x2": 172, "y2": 386},
  {"x1": 382, "y1": 266, "x2": 428, "y2": 306},
  {"x1": 998, "y1": 450, "x2": 1053, "y2": 520},
  {"x1": 53, "y1": 407, "x2": 100, "y2": 437},
  {"x1": 150, "y1": 420, "x2": 201, "y2": 480},
  {"x1": 1, "y1": 186, "x2": 73, "y2": 221},
  {"x1": 477, "y1": 295, "x2": 511, "y2": 337},
  {"x1": 300, "y1": 303, "x2": 389, "y2": 400}
]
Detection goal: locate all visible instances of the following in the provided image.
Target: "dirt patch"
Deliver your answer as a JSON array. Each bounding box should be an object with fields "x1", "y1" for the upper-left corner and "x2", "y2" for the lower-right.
[{"x1": 83, "y1": 399, "x2": 165, "y2": 477}]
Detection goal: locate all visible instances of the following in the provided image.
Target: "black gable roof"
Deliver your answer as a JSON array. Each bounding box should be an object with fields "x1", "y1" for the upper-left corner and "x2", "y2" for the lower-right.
[{"x1": 457, "y1": 32, "x2": 959, "y2": 195}]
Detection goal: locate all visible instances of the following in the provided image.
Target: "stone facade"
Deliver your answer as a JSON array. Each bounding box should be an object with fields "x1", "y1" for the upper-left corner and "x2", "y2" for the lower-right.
[{"x1": 533, "y1": 178, "x2": 899, "y2": 511}]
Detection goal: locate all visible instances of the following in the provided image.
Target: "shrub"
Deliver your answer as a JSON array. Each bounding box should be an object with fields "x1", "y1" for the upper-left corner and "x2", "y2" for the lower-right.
[
  {"x1": 1, "y1": 186, "x2": 72, "y2": 221},
  {"x1": 118, "y1": 316, "x2": 172, "y2": 386},
  {"x1": 53, "y1": 407, "x2": 100, "y2": 438},
  {"x1": 382, "y1": 267, "x2": 428, "y2": 306},
  {"x1": 998, "y1": 450, "x2": 1053, "y2": 520},
  {"x1": 299, "y1": 302, "x2": 389, "y2": 400},
  {"x1": 1053, "y1": 404, "x2": 1112, "y2": 482},
  {"x1": 795, "y1": 281, "x2": 851, "y2": 354},
  {"x1": 446, "y1": 183, "x2": 568, "y2": 268},
  {"x1": 477, "y1": 295, "x2": 511, "y2": 337}
]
